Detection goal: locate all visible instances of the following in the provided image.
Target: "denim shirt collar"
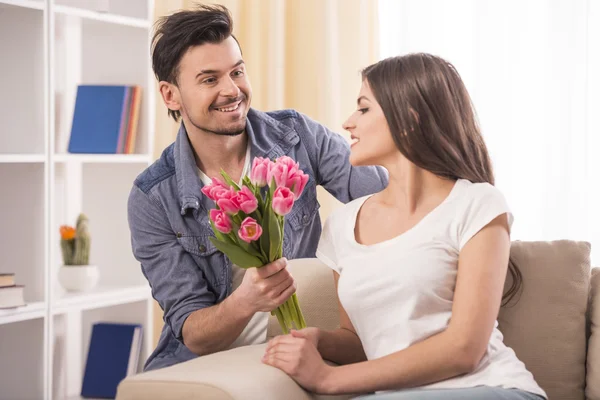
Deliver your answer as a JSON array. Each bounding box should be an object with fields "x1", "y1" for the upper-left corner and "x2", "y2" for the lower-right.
[{"x1": 174, "y1": 108, "x2": 300, "y2": 215}]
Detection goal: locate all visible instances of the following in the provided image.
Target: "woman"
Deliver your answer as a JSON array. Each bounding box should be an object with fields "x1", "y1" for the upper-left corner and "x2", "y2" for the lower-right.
[{"x1": 261, "y1": 53, "x2": 546, "y2": 400}]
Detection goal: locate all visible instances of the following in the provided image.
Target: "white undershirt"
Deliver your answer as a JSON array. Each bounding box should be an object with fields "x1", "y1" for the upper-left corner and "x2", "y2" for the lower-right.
[
  {"x1": 316, "y1": 179, "x2": 546, "y2": 398},
  {"x1": 198, "y1": 142, "x2": 268, "y2": 349}
]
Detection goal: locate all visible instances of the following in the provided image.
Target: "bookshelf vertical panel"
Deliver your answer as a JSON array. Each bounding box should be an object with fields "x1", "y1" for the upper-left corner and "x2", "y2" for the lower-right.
[
  {"x1": 0, "y1": 4, "x2": 45, "y2": 154},
  {"x1": 52, "y1": 162, "x2": 83, "y2": 294},
  {"x1": 51, "y1": 311, "x2": 83, "y2": 399},
  {"x1": 0, "y1": 319, "x2": 45, "y2": 399},
  {"x1": 53, "y1": 14, "x2": 82, "y2": 155}
]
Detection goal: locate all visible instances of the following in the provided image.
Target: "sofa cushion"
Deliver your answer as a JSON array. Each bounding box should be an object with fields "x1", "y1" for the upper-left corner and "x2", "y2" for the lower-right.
[
  {"x1": 587, "y1": 267, "x2": 600, "y2": 400},
  {"x1": 498, "y1": 241, "x2": 591, "y2": 400},
  {"x1": 268, "y1": 258, "x2": 341, "y2": 339}
]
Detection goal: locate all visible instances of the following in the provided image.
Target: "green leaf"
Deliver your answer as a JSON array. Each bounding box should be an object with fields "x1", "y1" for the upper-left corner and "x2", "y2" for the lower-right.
[
  {"x1": 209, "y1": 237, "x2": 264, "y2": 268},
  {"x1": 242, "y1": 176, "x2": 255, "y2": 191},
  {"x1": 220, "y1": 168, "x2": 241, "y2": 190},
  {"x1": 235, "y1": 234, "x2": 265, "y2": 261},
  {"x1": 255, "y1": 187, "x2": 264, "y2": 209},
  {"x1": 232, "y1": 214, "x2": 243, "y2": 226},
  {"x1": 268, "y1": 207, "x2": 282, "y2": 261}
]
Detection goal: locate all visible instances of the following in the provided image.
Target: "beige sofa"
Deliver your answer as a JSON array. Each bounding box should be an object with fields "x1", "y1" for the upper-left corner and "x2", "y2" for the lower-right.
[{"x1": 117, "y1": 240, "x2": 599, "y2": 400}]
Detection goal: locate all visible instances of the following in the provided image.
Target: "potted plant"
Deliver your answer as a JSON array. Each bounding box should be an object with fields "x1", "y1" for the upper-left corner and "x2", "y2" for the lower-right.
[{"x1": 58, "y1": 213, "x2": 98, "y2": 292}]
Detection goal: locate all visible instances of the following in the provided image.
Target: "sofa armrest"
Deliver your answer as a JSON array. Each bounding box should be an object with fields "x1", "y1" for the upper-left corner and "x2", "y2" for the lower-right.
[
  {"x1": 116, "y1": 344, "x2": 352, "y2": 400},
  {"x1": 267, "y1": 258, "x2": 340, "y2": 339},
  {"x1": 587, "y1": 267, "x2": 600, "y2": 400},
  {"x1": 117, "y1": 258, "x2": 349, "y2": 400}
]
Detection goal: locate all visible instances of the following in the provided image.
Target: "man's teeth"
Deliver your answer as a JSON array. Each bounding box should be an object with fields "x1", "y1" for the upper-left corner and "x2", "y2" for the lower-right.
[{"x1": 216, "y1": 103, "x2": 240, "y2": 112}]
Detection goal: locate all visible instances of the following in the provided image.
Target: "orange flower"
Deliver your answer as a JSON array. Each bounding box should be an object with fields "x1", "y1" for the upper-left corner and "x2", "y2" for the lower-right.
[{"x1": 60, "y1": 225, "x2": 76, "y2": 240}]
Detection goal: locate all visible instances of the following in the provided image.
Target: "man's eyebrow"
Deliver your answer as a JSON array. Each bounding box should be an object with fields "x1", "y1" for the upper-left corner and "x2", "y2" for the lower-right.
[
  {"x1": 357, "y1": 95, "x2": 370, "y2": 104},
  {"x1": 196, "y1": 60, "x2": 245, "y2": 78}
]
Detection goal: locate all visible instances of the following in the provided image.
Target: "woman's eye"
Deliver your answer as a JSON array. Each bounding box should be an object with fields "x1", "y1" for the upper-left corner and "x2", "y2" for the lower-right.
[{"x1": 358, "y1": 108, "x2": 369, "y2": 114}]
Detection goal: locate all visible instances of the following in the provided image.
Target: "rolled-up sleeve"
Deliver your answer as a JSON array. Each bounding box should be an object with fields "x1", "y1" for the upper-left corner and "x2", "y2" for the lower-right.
[
  {"x1": 294, "y1": 113, "x2": 388, "y2": 202},
  {"x1": 127, "y1": 185, "x2": 216, "y2": 341}
]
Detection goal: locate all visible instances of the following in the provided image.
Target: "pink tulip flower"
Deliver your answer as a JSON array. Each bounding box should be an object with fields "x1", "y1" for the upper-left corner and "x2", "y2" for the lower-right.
[
  {"x1": 238, "y1": 217, "x2": 263, "y2": 243},
  {"x1": 272, "y1": 186, "x2": 295, "y2": 216},
  {"x1": 233, "y1": 186, "x2": 258, "y2": 214},
  {"x1": 210, "y1": 209, "x2": 233, "y2": 234}
]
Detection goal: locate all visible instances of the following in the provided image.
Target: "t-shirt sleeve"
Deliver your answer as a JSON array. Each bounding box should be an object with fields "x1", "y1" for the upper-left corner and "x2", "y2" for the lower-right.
[
  {"x1": 316, "y1": 213, "x2": 341, "y2": 273},
  {"x1": 458, "y1": 184, "x2": 514, "y2": 250}
]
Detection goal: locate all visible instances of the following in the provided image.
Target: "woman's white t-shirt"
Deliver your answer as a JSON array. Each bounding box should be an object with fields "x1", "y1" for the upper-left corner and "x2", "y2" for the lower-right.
[{"x1": 316, "y1": 179, "x2": 546, "y2": 398}]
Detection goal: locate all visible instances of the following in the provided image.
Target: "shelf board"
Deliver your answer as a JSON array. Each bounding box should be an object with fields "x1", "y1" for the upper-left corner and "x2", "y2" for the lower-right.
[
  {"x1": 0, "y1": 301, "x2": 46, "y2": 325},
  {"x1": 53, "y1": 153, "x2": 151, "y2": 164},
  {"x1": 0, "y1": 154, "x2": 45, "y2": 163},
  {"x1": 53, "y1": 5, "x2": 150, "y2": 28},
  {"x1": 52, "y1": 284, "x2": 151, "y2": 314},
  {"x1": 0, "y1": 0, "x2": 44, "y2": 11}
]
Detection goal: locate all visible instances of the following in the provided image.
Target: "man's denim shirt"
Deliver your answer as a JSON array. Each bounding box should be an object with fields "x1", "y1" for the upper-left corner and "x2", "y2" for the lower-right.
[{"x1": 128, "y1": 108, "x2": 387, "y2": 371}]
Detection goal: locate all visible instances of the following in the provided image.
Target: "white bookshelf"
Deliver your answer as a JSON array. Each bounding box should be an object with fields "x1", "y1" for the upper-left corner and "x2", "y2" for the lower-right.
[{"x1": 0, "y1": 0, "x2": 155, "y2": 399}]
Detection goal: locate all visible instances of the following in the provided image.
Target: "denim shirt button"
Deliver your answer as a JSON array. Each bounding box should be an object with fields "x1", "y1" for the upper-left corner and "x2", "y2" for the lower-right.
[
  {"x1": 302, "y1": 214, "x2": 309, "y2": 223},
  {"x1": 199, "y1": 244, "x2": 207, "y2": 253},
  {"x1": 176, "y1": 232, "x2": 182, "y2": 238}
]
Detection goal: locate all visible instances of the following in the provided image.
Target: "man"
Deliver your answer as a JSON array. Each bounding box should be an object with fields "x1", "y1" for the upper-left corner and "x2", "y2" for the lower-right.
[{"x1": 127, "y1": 4, "x2": 387, "y2": 371}]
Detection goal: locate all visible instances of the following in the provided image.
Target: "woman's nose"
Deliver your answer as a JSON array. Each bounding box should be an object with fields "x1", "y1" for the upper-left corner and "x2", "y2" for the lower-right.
[{"x1": 342, "y1": 117, "x2": 355, "y2": 131}]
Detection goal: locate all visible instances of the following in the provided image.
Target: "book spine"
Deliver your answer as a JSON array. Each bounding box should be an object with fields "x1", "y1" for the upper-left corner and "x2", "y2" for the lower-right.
[{"x1": 116, "y1": 87, "x2": 132, "y2": 154}]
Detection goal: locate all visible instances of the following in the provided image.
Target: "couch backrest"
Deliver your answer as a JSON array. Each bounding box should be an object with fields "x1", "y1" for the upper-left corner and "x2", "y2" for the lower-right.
[
  {"x1": 270, "y1": 241, "x2": 594, "y2": 400},
  {"x1": 498, "y1": 241, "x2": 591, "y2": 400}
]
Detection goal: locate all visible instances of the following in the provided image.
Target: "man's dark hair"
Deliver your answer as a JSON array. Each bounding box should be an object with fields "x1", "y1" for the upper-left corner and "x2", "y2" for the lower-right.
[{"x1": 151, "y1": 4, "x2": 240, "y2": 121}]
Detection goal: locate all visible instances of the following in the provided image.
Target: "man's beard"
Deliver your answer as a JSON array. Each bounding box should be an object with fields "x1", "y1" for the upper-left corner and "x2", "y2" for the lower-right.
[
  {"x1": 190, "y1": 118, "x2": 246, "y2": 136},
  {"x1": 183, "y1": 101, "x2": 247, "y2": 136}
]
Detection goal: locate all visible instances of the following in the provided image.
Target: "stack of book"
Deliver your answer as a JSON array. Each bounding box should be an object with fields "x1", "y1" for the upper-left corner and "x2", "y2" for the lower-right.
[
  {"x1": 68, "y1": 84, "x2": 142, "y2": 154},
  {"x1": 0, "y1": 273, "x2": 25, "y2": 309}
]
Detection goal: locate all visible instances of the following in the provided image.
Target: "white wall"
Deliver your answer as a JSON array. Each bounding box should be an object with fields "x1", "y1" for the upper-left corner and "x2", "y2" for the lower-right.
[{"x1": 379, "y1": 0, "x2": 600, "y2": 265}]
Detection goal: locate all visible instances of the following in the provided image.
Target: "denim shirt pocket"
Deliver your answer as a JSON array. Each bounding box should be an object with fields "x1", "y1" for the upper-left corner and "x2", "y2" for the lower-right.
[
  {"x1": 283, "y1": 181, "x2": 320, "y2": 256},
  {"x1": 177, "y1": 233, "x2": 227, "y2": 290}
]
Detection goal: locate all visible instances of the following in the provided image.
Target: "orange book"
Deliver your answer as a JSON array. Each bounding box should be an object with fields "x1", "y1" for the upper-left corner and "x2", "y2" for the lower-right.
[
  {"x1": 125, "y1": 86, "x2": 142, "y2": 154},
  {"x1": 116, "y1": 86, "x2": 132, "y2": 154}
]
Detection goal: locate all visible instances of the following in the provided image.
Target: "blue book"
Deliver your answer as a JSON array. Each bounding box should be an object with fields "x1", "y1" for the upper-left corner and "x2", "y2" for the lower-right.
[
  {"x1": 68, "y1": 85, "x2": 130, "y2": 154},
  {"x1": 81, "y1": 322, "x2": 143, "y2": 399}
]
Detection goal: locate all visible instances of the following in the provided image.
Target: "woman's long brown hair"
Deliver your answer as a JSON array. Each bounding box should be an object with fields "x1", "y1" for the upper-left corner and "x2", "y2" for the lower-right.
[{"x1": 362, "y1": 53, "x2": 521, "y2": 306}]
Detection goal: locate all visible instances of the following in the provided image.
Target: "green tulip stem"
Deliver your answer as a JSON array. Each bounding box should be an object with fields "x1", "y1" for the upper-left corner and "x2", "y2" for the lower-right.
[
  {"x1": 275, "y1": 308, "x2": 288, "y2": 335},
  {"x1": 292, "y1": 293, "x2": 306, "y2": 328}
]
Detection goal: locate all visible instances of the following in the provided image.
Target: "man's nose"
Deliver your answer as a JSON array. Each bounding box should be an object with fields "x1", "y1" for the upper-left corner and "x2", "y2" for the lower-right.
[{"x1": 220, "y1": 77, "x2": 240, "y2": 97}]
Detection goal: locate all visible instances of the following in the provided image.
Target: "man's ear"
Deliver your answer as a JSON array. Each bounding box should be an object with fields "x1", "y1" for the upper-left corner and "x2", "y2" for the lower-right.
[{"x1": 159, "y1": 81, "x2": 181, "y2": 113}]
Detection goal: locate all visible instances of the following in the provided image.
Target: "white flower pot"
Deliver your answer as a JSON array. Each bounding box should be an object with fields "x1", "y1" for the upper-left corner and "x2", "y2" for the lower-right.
[{"x1": 58, "y1": 265, "x2": 99, "y2": 292}]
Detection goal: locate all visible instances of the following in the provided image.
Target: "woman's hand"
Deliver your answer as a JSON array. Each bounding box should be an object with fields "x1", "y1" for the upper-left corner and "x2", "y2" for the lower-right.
[
  {"x1": 262, "y1": 329, "x2": 334, "y2": 393},
  {"x1": 294, "y1": 327, "x2": 321, "y2": 348}
]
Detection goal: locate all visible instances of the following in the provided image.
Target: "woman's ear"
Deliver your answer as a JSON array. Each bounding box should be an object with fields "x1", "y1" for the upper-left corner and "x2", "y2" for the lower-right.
[{"x1": 159, "y1": 81, "x2": 182, "y2": 114}]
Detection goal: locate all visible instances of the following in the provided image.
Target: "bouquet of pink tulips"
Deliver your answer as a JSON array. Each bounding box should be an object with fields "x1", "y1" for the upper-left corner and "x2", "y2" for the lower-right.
[{"x1": 201, "y1": 156, "x2": 309, "y2": 334}]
